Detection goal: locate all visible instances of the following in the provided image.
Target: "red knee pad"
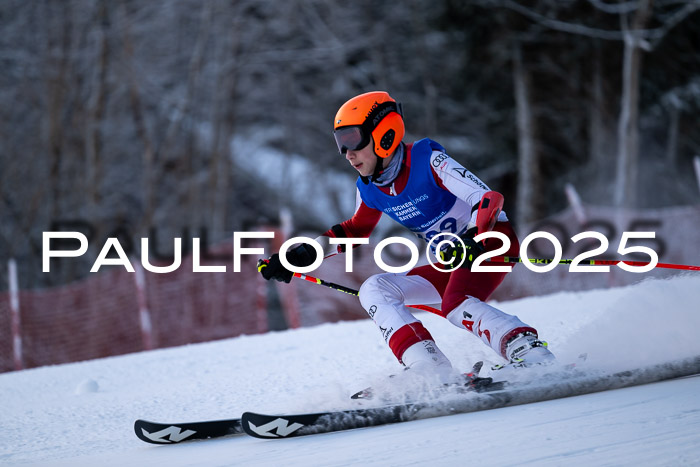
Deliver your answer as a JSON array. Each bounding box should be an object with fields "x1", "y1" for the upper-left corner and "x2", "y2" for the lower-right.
[{"x1": 389, "y1": 322, "x2": 434, "y2": 364}]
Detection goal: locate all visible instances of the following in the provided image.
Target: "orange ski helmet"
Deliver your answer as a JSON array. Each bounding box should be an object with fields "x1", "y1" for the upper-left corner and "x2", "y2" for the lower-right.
[{"x1": 333, "y1": 91, "x2": 404, "y2": 158}]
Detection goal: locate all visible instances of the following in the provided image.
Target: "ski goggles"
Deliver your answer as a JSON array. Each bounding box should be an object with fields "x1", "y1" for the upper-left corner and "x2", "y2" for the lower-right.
[{"x1": 333, "y1": 126, "x2": 370, "y2": 155}]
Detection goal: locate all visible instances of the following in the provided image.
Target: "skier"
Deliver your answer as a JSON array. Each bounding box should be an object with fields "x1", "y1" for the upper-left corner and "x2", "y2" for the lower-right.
[{"x1": 259, "y1": 91, "x2": 554, "y2": 383}]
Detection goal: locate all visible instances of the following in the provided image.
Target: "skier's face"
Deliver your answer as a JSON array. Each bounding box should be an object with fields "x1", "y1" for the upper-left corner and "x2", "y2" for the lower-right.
[{"x1": 345, "y1": 138, "x2": 378, "y2": 177}]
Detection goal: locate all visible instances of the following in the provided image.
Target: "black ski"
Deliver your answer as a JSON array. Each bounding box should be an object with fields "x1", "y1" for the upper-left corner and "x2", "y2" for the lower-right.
[
  {"x1": 241, "y1": 355, "x2": 700, "y2": 439},
  {"x1": 241, "y1": 404, "x2": 423, "y2": 439},
  {"x1": 136, "y1": 355, "x2": 700, "y2": 443},
  {"x1": 134, "y1": 418, "x2": 243, "y2": 444}
]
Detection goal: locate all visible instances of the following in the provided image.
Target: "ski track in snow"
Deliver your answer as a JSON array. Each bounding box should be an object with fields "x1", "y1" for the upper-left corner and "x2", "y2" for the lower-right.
[{"x1": 1, "y1": 275, "x2": 700, "y2": 466}]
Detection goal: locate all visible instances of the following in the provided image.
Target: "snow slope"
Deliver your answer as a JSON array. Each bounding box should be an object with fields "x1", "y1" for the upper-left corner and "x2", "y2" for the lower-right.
[{"x1": 2, "y1": 275, "x2": 700, "y2": 466}]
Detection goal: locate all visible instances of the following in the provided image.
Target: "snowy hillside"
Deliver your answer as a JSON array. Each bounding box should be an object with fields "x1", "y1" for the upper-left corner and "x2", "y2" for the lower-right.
[{"x1": 2, "y1": 275, "x2": 700, "y2": 466}]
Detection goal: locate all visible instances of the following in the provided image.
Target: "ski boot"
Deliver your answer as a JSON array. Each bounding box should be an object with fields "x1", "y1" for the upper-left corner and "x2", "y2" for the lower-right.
[{"x1": 493, "y1": 331, "x2": 555, "y2": 370}]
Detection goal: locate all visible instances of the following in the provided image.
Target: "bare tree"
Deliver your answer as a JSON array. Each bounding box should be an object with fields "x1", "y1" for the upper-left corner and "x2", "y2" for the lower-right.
[
  {"x1": 513, "y1": 42, "x2": 541, "y2": 228},
  {"x1": 614, "y1": 0, "x2": 654, "y2": 207},
  {"x1": 0, "y1": 0, "x2": 698, "y2": 290},
  {"x1": 85, "y1": 0, "x2": 111, "y2": 214}
]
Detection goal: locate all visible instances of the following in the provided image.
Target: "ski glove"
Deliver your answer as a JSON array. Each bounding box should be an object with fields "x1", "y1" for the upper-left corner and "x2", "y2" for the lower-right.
[
  {"x1": 439, "y1": 229, "x2": 485, "y2": 270},
  {"x1": 258, "y1": 244, "x2": 318, "y2": 283}
]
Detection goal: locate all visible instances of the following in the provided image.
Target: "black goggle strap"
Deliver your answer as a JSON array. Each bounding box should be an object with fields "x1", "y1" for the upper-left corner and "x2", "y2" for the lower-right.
[{"x1": 363, "y1": 101, "x2": 401, "y2": 131}]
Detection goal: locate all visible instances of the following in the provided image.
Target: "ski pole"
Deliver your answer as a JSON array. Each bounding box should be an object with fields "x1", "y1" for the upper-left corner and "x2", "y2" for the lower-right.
[
  {"x1": 257, "y1": 253, "x2": 699, "y2": 319},
  {"x1": 257, "y1": 259, "x2": 443, "y2": 316},
  {"x1": 488, "y1": 256, "x2": 700, "y2": 271},
  {"x1": 292, "y1": 271, "x2": 444, "y2": 315}
]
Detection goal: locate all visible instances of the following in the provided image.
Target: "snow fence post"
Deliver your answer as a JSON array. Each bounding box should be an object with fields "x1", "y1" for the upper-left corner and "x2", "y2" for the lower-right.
[
  {"x1": 565, "y1": 183, "x2": 586, "y2": 225},
  {"x1": 8, "y1": 258, "x2": 23, "y2": 371},
  {"x1": 133, "y1": 260, "x2": 154, "y2": 350},
  {"x1": 278, "y1": 210, "x2": 301, "y2": 329}
]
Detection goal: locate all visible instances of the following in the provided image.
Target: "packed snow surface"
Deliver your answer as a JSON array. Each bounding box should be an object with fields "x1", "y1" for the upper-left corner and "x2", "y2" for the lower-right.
[{"x1": 2, "y1": 275, "x2": 700, "y2": 466}]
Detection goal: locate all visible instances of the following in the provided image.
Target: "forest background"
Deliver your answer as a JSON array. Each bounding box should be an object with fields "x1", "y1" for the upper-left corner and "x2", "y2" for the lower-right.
[{"x1": 1, "y1": 0, "x2": 699, "y2": 290}]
